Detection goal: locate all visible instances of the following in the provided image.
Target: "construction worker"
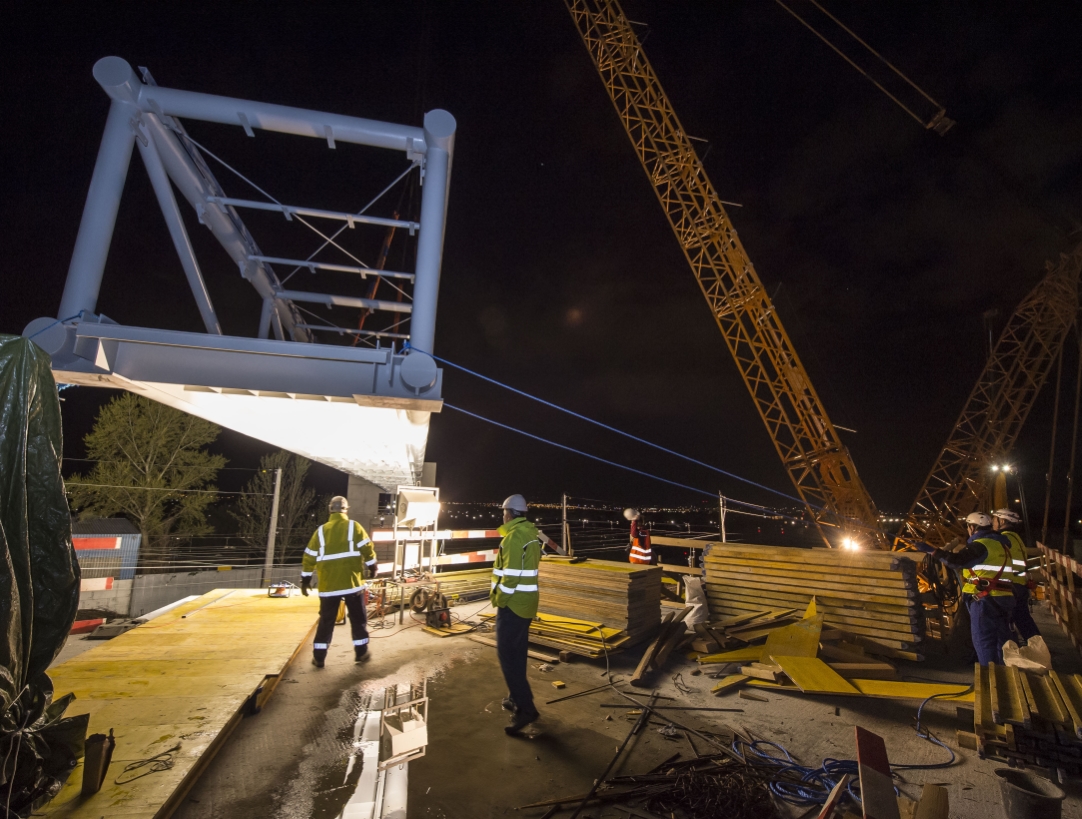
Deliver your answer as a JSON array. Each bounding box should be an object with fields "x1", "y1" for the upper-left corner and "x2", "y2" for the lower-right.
[
  {"x1": 992, "y1": 508, "x2": 1041, "y2": 642},
  {"x1": 935, "y1": 512, "x2": 1016, "y2": 666},
  {"x1": 624, "y1": 508, "x2": 653, "y2": 564},
  {"x1": 492, "y1": 494, "x2": 542, "y2": 735},
  {"x1": 301, "y1": 496, "x2": 378, "y2": 668}
]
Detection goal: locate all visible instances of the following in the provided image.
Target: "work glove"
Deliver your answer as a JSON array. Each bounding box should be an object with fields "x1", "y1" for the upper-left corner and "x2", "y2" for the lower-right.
[{"x1": 301, "y1": 576, "x2": 311, "y2": 597}]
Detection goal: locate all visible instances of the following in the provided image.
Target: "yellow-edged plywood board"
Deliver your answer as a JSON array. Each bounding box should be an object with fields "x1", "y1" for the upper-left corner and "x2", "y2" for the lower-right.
[{"x1": 42, "y1": 589, "x2": 318, "y2": 819}]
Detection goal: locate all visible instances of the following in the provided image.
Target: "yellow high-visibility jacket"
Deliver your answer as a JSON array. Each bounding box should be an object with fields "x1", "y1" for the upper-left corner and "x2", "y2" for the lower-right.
[
  {"x1": 490, "y1": 517, "x2": 541, "y2": 619},
  {"x1": 301, "y1": 513, "x2": 377, "y2": 596}
]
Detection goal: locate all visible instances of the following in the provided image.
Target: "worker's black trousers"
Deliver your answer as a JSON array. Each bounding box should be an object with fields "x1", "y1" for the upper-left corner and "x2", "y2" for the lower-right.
[
  {"x1": 313, "y1": 591, "x2": 369, "y2": 660},
  {"x1": 496, "y1": 606, "x2": 537, "y2": 718}
]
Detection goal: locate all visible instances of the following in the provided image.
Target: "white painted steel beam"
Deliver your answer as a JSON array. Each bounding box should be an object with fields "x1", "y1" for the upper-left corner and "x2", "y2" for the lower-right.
[
  {"x1": 249, "y1": 255, "x2": 415, "y2": 281},
  {"x1": 135, "y1": 121, "x2": 222, "y2": 334},
  {"x1": 209, "y1": 197, "x2": 419, "y2": 232},
  {"x1": 94, "y1": 56, "x2": 427, "y2": 156},
  {"x1": 275, "y1": 289, "x2": 412, "y2": 314}
]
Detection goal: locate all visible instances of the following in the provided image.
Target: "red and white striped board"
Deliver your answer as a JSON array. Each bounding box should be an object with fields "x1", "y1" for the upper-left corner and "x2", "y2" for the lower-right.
[
  {"x1": 79, "y1": 577, "x2": 114, "y2": 592},
  {"x1": 370, "y1": 529, "x2": 501, "y2": 542},
  {"x1": 73, "y1": 536, "x2": 122, "y2": 551},
  {"x1": 854, "y1": 726, "x2": 899, "y2": 819}
]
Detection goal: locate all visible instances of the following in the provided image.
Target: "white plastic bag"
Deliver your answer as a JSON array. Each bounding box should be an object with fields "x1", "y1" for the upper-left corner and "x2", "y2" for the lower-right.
[
  {"x1": 1002, "y1": 635, "x2": 1052, "y2": 672},
  {"x1": 683, "y1": 576, "x2": 708, "y2": 628}
]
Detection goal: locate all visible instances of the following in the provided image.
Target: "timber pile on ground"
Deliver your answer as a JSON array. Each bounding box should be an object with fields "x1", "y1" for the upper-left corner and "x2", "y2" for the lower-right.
[
  {"x1": 431, "y1": 567, "x2": 491, "y2": 603},
  {"x1": 703, "y1": 543, "x2": 924, "y2": 651},
  {"x1": 693, "y1": 599, "x2": 972, "y2": 703},
  {"x1": 967, "y1": 662, "x2": 1082, "y2": 775},
  {"x1": 528, "y1": 557, "x2": 661, "y2": 656}
]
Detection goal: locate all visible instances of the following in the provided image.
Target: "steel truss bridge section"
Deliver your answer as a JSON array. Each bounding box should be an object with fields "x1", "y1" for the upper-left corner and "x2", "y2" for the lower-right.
[
  {"x1": 902, "y1": 245, "x2": 1082, "y2": 548},
  {"x1": 566, "y1": 0, "x2": 887, "y2": 548},
  {"x1": 25, "y1": 56, "x2": 454, "y2": 490}
]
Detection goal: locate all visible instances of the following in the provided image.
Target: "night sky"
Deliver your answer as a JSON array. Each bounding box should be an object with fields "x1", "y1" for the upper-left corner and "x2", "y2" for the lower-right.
[{"x1": 5, "y1": 2, "x2": 1081, "y2": 516}]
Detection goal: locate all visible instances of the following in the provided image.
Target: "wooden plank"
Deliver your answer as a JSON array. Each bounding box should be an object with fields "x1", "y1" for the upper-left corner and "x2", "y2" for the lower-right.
[
  {"x1": 739, "y1": 689, "x2": 769, "y2": 702},
  {"x1": 770, "y1": 656, "x2": 860, "y2": 695},
  {"x1": 761, "y1": 614, "x2": 824, "y2": 659},
  {"x1": 650, "y1": 607, "x2": 693, "y2": 670},
  {"x1": 913, "y1": 784, "x2": 949, "y2": 819},
  {"x1": 1004, "y1": 666, "x2": 1032, "y2": 729},
  {"x1": 707, "y1": 566, "x2": 915, "y2": 598},
  {"x1": 724, "y1": 620, "x2": 801, "y2": 643},
  {"x1": 740, "y1": 664, "x2": 783, "y2": 682},
  {"x1": 988, "y1": 662, "x2": 1002, "y2": 724},
  {"x1": 630, "y1": 611, "x2": 674, "y2": 687},
  {"x1": 1050, "y1": 671, "x2": 1082, "y2": 739},
  {"x1": 816, "y1": 774, "x2": 851, "y2": 819},
  {"x1": 848, "y1": 679, "x2": 974, "y2": 703},
  {"x1": 711, "y1": 675, "x2": 749, "y2": 695},
  {"x1": 818, "y1": 643, "x2": 869, "y2": 664},
  {"x1": 697, "y1": 646, "x2": 764, "y2": 664},
  {"x1": 706, "y1": 554, "x2": 911, "y2": 580},
  {"x1": 855, "y1": 726, "x2": 901, "y2": 819},
  {"x1": 827, "y1": 662, "x2": 897, "y2": 680},
  {"x1": 711, "y1": 610, "x2": 772, "y2": 629}
]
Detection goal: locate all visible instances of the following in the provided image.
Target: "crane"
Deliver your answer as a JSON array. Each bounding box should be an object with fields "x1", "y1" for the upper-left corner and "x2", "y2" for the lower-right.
[
  {"x1": 901, "y1": 245, "x2": 1082, "y2": 548},
  {"x1": 565, "y1": 0, "x2": 889, "y2": 549}
]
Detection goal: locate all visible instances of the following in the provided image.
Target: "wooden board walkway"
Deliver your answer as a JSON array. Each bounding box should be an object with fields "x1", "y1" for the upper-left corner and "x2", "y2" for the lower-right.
[{"x1": 42, "y1": 589, "x2": 318, "y2": 819}]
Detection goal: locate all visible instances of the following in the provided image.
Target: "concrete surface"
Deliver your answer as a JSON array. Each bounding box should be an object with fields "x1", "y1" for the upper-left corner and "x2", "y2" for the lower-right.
[{"x1": 50, "y1": 599, "x2": 1082, "y2": 818}]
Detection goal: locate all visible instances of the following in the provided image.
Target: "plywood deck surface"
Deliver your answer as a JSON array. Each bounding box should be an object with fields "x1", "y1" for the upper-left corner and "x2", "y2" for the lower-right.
[{"x1": 42, "y1": 589, "x2": 318, "y2": 819}]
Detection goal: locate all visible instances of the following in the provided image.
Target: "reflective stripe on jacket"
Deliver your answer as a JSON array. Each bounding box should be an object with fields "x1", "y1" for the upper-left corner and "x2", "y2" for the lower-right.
[
  {"x1": 301, "y1": 513, "x2": 377, "y2": 597},
  {"x1": 961, "y1": 531, "x2": 1013, "y2": 596},
  {"x1": 490, "y1": 517, "x2": 541, "y2": 619},
  {"x1": 1000, "y1": 528, "x2": 1028, "y2": 585}
]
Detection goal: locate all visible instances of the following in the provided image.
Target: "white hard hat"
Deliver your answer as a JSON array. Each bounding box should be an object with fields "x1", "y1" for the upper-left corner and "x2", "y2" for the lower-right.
[
  {"x1": 329, "y1": 495, "x2": 349, "y2": 513},
  {"x1": 501, "y1": 494, "x2": 527, "y2": 514},
  {"x1": 964, "y1": 512, "x2": 991, "y2": 527},
  {"x1": 623, "y1": 508, "x2": 641, "y2": 521},
  {"x1": 992, "y1": 508, "x2": 1021, "y2": 524}
]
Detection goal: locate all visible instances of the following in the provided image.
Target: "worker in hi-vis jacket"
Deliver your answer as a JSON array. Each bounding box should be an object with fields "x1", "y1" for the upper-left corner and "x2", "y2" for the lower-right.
[
  {"x1": 492, "y1": 494, "x2": 542, "y2": 735},
  {"x1": 301, "y1": 496, "x2": 378, "y2": 668},
  {"x1": 624, "y1": 508, "x2": 653, "y2": 564}
]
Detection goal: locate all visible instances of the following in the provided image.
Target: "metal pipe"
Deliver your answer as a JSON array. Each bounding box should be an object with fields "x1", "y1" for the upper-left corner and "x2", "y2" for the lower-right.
[
  {"x1": 409, "y1": 110, "x2": 456, "y2": 354},
  {"x1": 294, "y1": 323, "x2": 409, "y2": 340},
  {"x1": 211, "y1": 197, "x2": 419, "y2": 232},
  {"x1": 1043, "y1": 348, "x2": 1065, "y2": 545},
  {"x1": 275, "y1": 289, "x2": 412, "y2": 314},
  {"x1": 58, "y1": 97, "x2": 137, "y2": 319},
  {"x1": 94, "y1": 57, "x2": 427, "y2": 155},
  {"x1": 258, "y1": 298, "x2": 274, "y2": 339},
  {"x1": 1063, "y1": 330, "x2": 1081, "y2": 551},
  {"x1": 136, "y1": 122, "x2": 222, "y2": 334},
  {"x1": 263, "y1": 468, "x2": 282, "y2": 586},
  {"x1": 248, "y1": 255, "x2": 415, "y2": 281}
]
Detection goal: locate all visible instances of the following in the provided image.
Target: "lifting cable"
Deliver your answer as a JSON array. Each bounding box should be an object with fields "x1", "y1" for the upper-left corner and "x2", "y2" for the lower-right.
[{"x1": 772, "y1": 0, "x2": 953, "y2": 133}]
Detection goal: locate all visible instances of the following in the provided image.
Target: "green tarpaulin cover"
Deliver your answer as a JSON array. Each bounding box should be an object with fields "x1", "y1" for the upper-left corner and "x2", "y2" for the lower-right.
[{"x1": 0, "y1": 334, "x2": 85, "y2": 816}]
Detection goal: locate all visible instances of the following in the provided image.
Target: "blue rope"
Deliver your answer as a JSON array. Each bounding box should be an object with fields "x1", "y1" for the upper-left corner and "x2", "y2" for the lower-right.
[
  {"x1": 443, "y1": 403, "x2": 791, "y2": 517},
  {"x1": 731, "y1": 690, "x2": 962, "y2": 807},
  {"x1": 28, "y1": 311, "x2": 84, "y2": 341},
  {"x1": 408, "y1": 344, "x2": 807, "y2": 507}
]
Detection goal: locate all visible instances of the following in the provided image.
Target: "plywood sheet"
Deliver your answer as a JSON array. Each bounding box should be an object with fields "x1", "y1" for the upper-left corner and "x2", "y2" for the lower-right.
[
  {"x1": 42, "y1": 589, "x2": 318, "y2": 819},
  {"x1": 770, "y1": 656, "x2": 859, "y2": 695},
  {"x1": 762, "y1": 614, "x2": 823, "y2": 659}
]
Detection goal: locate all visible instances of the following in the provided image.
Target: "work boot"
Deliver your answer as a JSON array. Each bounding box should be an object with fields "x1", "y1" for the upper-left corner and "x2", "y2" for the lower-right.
[
  {"x1": 501, "y1": 697, "x2": 516, "y2": 712},
  {"x1": 355, "y1": 649, "x2": 370, "y2": 663},
  {"x1": 312, "y1": 656, "x2": 325, "y2": 668},
  {"x1": 504, "y1": 709, "x2": 539, "y2": 735}
]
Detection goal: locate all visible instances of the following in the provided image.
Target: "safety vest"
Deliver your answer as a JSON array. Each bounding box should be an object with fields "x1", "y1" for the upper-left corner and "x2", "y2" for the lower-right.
[
  {"x1": 961, "y1": 533, "x2": 1014, "y2": 597},
  {"x1": 491, "y1": 517, "x2": 541, "y2": 619},
  {"x1": 301, "y1": 513, "x2": 377, "y2": 597},
  {"x1": 629, "y1": 519, "x2": 652, "y2": 565},
  {"x1": 1000, "y1": 529, "x2": 1029, "y2": 586}
]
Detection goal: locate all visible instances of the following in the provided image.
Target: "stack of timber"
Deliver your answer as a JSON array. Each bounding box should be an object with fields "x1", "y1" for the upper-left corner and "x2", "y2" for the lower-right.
[
  {"x1": 970, "y1": 662, "x2": 1082, "y2": 775},
  {"x1": 537, "y1": 557, "x2": 661, "y2": 644},
  {"x1": 703, "y1": 543, "x2": 924, "y2": 651},
  {"x1": 432, "y1": 567, "x2": 492, "y2": 603}
]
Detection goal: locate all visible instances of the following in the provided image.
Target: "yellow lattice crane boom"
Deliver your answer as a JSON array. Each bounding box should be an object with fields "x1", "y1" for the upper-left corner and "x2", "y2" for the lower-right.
[
  {"x1": 565, "y1": 0, "x2": 888, "y2": 548},
  {"x1": 901, "y1": 245, "x2": 1082, "y2": 548}
]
